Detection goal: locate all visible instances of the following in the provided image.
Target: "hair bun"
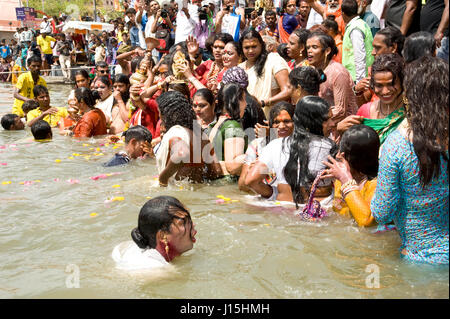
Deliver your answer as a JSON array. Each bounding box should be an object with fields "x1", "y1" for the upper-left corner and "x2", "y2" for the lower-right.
[
  {"x1": 131, "y1": 227, "x2": 149, "y2": 249},
  {"x1": 317, "y1": 69, "x2": 327, "y2": 84}
]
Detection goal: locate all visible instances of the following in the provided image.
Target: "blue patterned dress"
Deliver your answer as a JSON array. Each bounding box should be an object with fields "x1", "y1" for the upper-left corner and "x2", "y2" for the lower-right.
[{"x1": 371, "y1": 130, "x2": 449, "y2": 265}]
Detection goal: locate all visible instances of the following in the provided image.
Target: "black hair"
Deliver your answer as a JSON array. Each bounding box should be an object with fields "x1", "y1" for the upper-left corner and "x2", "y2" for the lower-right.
[
  {"x1": 289, "y1": 66, "x2": 327, "y2": 96},
  {"x1": 125, "y1": 8, "x2": 137, "y2": 15},
  {"x1": 156, "y1": 91, "x2": 196, "y2": 131},
  {"x1": 112, "y1": 73, "x2": 130, "y2": 105},
  {"x1": 75, "y1": 87, "x2": 100, "y2": 108},
  {"x1": 283, "y1": 96, "x2": 336, "y2": 207},
  {"x1": 22, "y1": 100, "x2": 40, "y2": 113},
  {"x1": 94, "y1": 75, "x2": 112, "y2": 88},
  {"x1": 292, "y1": 28, "x2": 311, "y2": 58},
  {"x1": 33, "y1": 85, "x2": 49, "y2": 98},
  {"x1": 369, "y1": 53, "x2": 405, "y2": 92},
  {"x1": 265, "y1": 10, "x2": 276, "y2": 17},
  {"x1": 1, "y1": 114, "x2": 19, "y2": 130},
  {"x1": 402, "y1": 31, "x2": 436, "y2": 63},
  {"x1": 277, "y1": 43, "x2": 290, "y2": 61},
  {"x1": 404, "y1": 55, "x2": 449, "y2": 187},
  {"x1": 375, "y1": 27, "x2": 405, "y2": 56},
  {"x1": 224, "y1": 41, "x2": 243, "y2": 60},
  {"x1": 282, "y1": 0, "x2": 299, "y2": 12},
  {"x1": 31, "y1": 120, "x2": 52, "y2": 140},
  {"x1": 216, "y1": 82, "x2": 245, "y2": 121},
  {"x1": 74, "y1": 69, "x2": 91, "y2": 88},
  {"x1": 322, "y1": 16, "x2": 339, "y2": 35},
  {"x1": 341, "y1": 0, "x2": 358, "y2": 17},
  {"x1": 193, "y1": 88, "x2": 221, "y2": 118},
  {"x1": 131, "y1": 55, "x2": 144, "y2": 73},
  {"x1": 212, "y1": 32, "x2": 234, "y2": 47},
  {"x1": 239, "y1": 29, "x2": 268, "y2": 78},
  {"x1": 339, "y1": 125, "x2": 380, "y2": 180},
  {"x1": 123, "y1": 125, "x2": 152, "y2": 144},
  {"x1": 268, "y1": 101, "x2": 295, "y2": 129},
  {"x1": 27, "y1": 54, "x2": 42, "y2": 65},
  {"x1": 168, "y1": 82, "x2": 191, "y2": 103},
  {"x1": 131, "y1": 196, "x2": 192, "y2": 249},
  {"x1": 96, "y1": 61, "x2": 109, "y2": 69},
  {"x1": 307, "y1": 31, "x2": 339, "y2": 61}
]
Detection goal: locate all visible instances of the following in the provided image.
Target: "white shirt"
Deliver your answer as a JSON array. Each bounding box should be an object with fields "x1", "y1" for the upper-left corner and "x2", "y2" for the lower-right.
[
  {"x1": 40, "y1": 20, "x2": 52, "y2": 34},
  {"x1": 259, "y1": 136, "x2": 334, "y2": 187},
  {"x1": 175, "y1": 4, "x2": 200, "y2": 45},
  {"x1": 306, "y1": 7, "x2": 324, "y2": 29},
  {"x1": 95, "y1": 93, "x2": 114, "y2": 122},
  {"x1": 112, "y1": 241, "x2": 170, "y2": 271},
  {"x1": 21, "y1": 30, "x2": 33, "y2": 42}
]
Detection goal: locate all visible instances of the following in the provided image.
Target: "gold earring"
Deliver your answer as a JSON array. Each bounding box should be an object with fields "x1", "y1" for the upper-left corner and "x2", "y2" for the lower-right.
[
  {"x1": 163, "y1": 236, "x2": 169, "y2": 255},
  {"x1": 402, "y1": 95, "x2": 409, "y2": 111}
]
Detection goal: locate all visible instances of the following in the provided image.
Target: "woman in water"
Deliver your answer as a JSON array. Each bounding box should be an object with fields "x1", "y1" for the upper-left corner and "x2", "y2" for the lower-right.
[
  {"x1": 371, "y1": 56, "x2": 449, "y2": 265},
  {"x1": 72, "y1": 87, "x2": 107, "y2": 138},
  {"x1": 322, "y1": 124, "x2": 380, "y2": 227},
  {"x1": 112, "y1": 196, "x2": 197, "y2": 270}
]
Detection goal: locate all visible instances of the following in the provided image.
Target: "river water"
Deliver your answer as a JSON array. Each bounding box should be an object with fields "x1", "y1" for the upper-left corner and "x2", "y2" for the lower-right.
[{"x1": 0, "y1": 83, "x2": 448, "y2": 299}]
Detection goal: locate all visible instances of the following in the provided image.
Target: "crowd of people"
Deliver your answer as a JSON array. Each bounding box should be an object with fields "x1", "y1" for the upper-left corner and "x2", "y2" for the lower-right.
[{"x1": 1, "y1": 0, "x2": 448, "y2": 269}]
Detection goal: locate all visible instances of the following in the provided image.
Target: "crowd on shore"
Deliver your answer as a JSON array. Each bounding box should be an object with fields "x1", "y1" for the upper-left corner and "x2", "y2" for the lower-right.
[{"x1": 1, "y1": 0, "x2": 448, "y2": 268}]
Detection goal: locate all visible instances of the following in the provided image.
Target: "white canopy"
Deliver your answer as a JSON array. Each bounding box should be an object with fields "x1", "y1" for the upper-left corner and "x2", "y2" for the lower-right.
[{"x1": 62, "y1": 21, "x2": 114, "y2": 34}]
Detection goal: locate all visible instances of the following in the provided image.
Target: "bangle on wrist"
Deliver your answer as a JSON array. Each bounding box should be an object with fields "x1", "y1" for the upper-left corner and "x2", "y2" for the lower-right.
[{"x1": 352, "y1": 85, "x2": 363, "y2": 96}]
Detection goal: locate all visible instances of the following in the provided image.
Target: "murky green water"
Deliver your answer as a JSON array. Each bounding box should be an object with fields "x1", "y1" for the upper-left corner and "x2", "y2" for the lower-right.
[{"x1": 0, "y1": 83, "x2": 448, "y2": 299}]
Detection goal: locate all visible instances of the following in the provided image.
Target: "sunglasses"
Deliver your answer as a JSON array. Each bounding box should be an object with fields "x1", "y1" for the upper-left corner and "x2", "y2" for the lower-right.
[{"x1": 99, "y1": 70, "x2": 110, "y2": 74}]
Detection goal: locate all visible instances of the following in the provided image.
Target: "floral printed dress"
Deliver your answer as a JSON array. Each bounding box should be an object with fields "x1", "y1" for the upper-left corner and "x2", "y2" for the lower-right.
[{"x1": 371, "y1": 130, "x2": 449, "y2": 265}]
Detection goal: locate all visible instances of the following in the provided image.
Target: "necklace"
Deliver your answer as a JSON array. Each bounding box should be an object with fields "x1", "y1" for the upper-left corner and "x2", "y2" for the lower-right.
[{"x1": 379, "y1": 98, "x2": 403, "y2": 117}]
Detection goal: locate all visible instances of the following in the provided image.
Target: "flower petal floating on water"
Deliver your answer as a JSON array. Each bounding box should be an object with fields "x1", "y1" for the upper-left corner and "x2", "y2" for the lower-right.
[
  {"x1": 1, "y1": 163, "x2": 7, "y2": 166},
  {"x1": 112, "y1": 196, "x2": 125, "y2": 201},
  {"x1": 67, "y1": 179, "x2": 80, "y2": 184},
  {"x1": 53, "y1": 178, "x2": 60, "y2": 182},
  {"x1": 2, "y1": 181, "x2": 12, "y2": 185},
  {"x1": 90, "y1": 213, "x2": 98, "y2": 218},
  {"x1": 216, "y1": 199, "x2": 225, "y2": 204},
  {"x1": 112, "y1": 184, "x2": 121, "y2": 188},
  {"x1": 55, "y1": 159, "x2": 61, "y2": 163}
]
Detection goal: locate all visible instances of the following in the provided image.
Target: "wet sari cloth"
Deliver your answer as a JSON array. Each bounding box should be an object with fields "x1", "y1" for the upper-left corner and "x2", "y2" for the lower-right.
[{"x1": 362, "y1": 107, "x2": 406, "y2": 145}]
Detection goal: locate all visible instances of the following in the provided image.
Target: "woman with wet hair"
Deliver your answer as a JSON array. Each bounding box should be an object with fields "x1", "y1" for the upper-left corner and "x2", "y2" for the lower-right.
[
  {"x1": 112, "y1": 196, "x2": 197, "y2": 270},
  {"x1": 246, "y1": 96, "x2": 336, "y2": 204},
  {"x1": 322, "y1": 124, "x2": 380, "y2": 227},
  {"x1": 371, "y1": 56, "x2": 449, "y2": 265},
  {"x1": 156, "y1": 91, "x2": 221, "y2": 185},
  {"x1": 289, "y1": 66, "x2": 327, "y2": 105},
  {"x1": 72, "y1": 87, "x2": 107, "y2": 138},
  {"x1": 402, "y1": 31, "x2": 437, "y2": 63}
]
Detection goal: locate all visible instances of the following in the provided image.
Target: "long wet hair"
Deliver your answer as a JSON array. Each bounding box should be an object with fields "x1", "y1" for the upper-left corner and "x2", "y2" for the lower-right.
[
  {"x1": 74, "y1": 87, "x2": 100, "y2": 109},
  {"x1": 156, "y1": 91, "x2": 196, "y2": 131},
  {"x1": 402, "y1": 31, "x2": 436, "y2": 63},
  {"x1": 369, "y1": 53, "x2": 405, "y2": 94},
  {"x1": 216, "y1": 82, "x2": 245, "y2": 121},
  {"x1": 307, "y1": 31, "x2": 339, "y2": 63},
  {"x1": 131, "y1": 196, "x2": 192, "y2": 249},
  {"x1": 339, "y1": 125, "x2": 380, "y2": 180},
  {"x1": 283, "y1": 96, "x2": 336, "y2": 207},
  {"x1": 239, "y1": 29, "x2": 268, "y2": 78},
  {"x1": 403, "y1": 55, "x2": 449, "y2": 187}
]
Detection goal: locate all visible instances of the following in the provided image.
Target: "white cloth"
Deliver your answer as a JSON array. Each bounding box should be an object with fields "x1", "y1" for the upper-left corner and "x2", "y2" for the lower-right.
[
  {"x1": 259, "y1": 136, "x2": 334, "y2": 187},
  {"x1": 145, "y1": 14, "x2": 156, "y2": 38},
  {"x1": 238, "y1": 52, "x2": 289, "y2": 104},
  {"x1": 174, "y1": 4, "x2": 200, "y2": 45},
  {"x1": 95, "y1": 94, "x2": 114, "y2": 122},
  {"x1": 112, "y1": 241, "x2": 169, "y2": 271},
  {"x1": 347, "y1": 16, "x2": 369, "y2": 82},
  {"x1": 306, "y1": 7, "x2": 324, "y2": 29},
  {"x1": 21, "y1": 30, "x2": 34, "y2": 42},
  {"x1": 40, "y1": 20, "x2": 52, "y2": 34},
  {"x1": 370, "y1": 1, "x2": 388, "y2": 28},
  {"x1": 156, "y1": 125, "x2": 191, "y2": 174}
]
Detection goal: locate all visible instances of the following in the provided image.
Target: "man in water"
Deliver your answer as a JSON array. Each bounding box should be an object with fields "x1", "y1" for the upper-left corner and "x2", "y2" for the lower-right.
[{"x1": 12, "y1": 55, "x2": 47, "y2": 118}]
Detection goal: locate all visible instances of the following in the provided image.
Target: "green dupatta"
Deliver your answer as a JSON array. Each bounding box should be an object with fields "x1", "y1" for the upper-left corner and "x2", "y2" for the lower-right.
[{"x1": 362, "y1": 107, "x2": 406, "y2": 144}]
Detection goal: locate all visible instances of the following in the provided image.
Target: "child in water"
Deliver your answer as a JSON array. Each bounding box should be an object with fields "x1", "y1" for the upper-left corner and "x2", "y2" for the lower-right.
[
  {"x1": 1, "y1": 114, "x2": 25, "y2": 130},
  {"x1": 103, "y1": 125, "x2": 153, "y2": 167},
  {"x1": 31, "y1": 120, "x2": 52, "y2": 141}
]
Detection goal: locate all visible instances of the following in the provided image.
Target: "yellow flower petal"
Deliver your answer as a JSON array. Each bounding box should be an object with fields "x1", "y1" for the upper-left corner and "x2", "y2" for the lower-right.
[
  {"x1": 90, "y1": 213, "x2": 98, "y2": 217},
  {"x1": 68, "y1": 156, "x2": 74, "y2": 160},
  {"x1": 55, "y1": 159, "x2": 61, "y2": 163},
  {"x1": 112, "y1": 196, "x2": 125, "y2": 201},
  {"x1": 2, "y1": 181, "x2": 12, "y2": 185},
  {"x1": 112, "y1": 184, "x2": 121, "y2": 188}
]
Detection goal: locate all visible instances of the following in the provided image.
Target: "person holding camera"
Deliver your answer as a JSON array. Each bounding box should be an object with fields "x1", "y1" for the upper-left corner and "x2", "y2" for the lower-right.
[
  {"x1": 175, "y1": 0, "x2": 201, "y2": 45},
  {"x1": 152, "y1": 4, "x2": 176, "y2": 56},
  {"x1": 215, "y1": 0, "x2": 246, "y2": 40}
]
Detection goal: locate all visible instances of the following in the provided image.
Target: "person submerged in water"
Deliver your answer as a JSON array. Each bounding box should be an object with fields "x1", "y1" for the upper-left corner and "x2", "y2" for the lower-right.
[
  {"x1": 112, "y1": 196, "x2": 197, "y2": 271},
  {"x1": 103, "y1": 125, "x2": 153, "y2": 167}
]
